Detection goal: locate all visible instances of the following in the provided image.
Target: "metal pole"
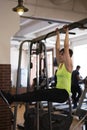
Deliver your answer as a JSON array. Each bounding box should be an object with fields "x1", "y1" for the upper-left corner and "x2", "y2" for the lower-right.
[
  {"x1": 30, "y1": 18, "x2": 87, "y2": 43},
  {"x1": 41, "y1": 41, "x2": 52, "y2": 130},
  {"x1": 13, "y1": 40, "x2": 31, "y2": 130}
]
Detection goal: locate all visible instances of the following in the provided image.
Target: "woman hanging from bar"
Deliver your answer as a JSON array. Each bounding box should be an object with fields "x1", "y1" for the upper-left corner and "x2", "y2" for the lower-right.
[{"x1": 0, "y1": 26, "x2": 73, "y2": 105}]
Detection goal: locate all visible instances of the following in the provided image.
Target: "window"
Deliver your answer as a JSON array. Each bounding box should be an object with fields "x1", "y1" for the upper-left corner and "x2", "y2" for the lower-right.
[{"x1": 73, "y1": 44, "x2": 87, "y2": 78}]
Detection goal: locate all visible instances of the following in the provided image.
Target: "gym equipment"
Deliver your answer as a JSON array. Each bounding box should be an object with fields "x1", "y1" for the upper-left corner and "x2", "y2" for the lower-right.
[
  {"x1": 12, "y1": 41, "x2": 53, "y2": 130},
  {"x1": 31, "y1": 18, "x2": 87, "y2": 43},
  {"x1": 12, "y1": 18, "x2": 87, "y2": 130},
  {"x1": 73, "y1": 77, "x2": 87, "y2": 129},
  {"x1": 77, "y1": 77, "x2": 87, "y2": 110},
  {"x1": 24, "y1": 107, "x2": 73, "y2": 130}
]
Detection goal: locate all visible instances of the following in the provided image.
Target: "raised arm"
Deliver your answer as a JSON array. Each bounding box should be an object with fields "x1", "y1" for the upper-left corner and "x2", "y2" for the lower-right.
[
  {"x1": 63, "y1": 26, "x2": 73, "y2": 72},
  {"x1": 55, "y1": 28, "x2": 60, "y2": 64}
]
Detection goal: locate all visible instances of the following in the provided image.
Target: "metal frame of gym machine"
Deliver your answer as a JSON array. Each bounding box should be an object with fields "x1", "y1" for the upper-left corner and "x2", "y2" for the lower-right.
[
  {"x1": 13, "y1": 40, "x2": 53, "y2": 130},
  {"x1": 13, "y1": 18, "x2": 87, "y2": 130}
]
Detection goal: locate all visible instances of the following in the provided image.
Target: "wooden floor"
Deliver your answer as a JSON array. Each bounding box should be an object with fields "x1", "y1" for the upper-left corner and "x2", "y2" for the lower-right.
[{"x1": 11, "y1": 104, "x2": 25, "y2": 130}]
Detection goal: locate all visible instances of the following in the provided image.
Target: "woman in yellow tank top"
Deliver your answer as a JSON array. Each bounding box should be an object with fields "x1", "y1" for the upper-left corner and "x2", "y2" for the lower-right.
[
  {"x1": 55, "y1": 26, "x2": 73, "y2": 95},
  {"x1": 0, "y1": 26, "x2": 73, "y2": 104}
]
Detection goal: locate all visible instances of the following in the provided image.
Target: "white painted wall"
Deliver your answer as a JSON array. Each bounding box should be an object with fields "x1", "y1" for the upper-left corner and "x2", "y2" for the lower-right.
[
  {"x1": 71, "y1": 35, "x2": 87, "y2": 78},
  {"x1": 0, "y1": 0, "x2": 19, "y2": 64},
  {"x1": 11, "y1": 46, "x2": 28, "y2": 86}
]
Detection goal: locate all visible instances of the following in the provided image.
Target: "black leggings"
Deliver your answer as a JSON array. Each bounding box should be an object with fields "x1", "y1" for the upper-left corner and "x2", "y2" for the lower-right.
[{"x1": 13, "y1": 88, "x2": 69, "y2": 103}]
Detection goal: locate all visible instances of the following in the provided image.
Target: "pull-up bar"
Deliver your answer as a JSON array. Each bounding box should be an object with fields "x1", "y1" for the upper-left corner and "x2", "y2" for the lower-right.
[{"x1": 31, "y1": 18, "x2": 87, "y2": 43}]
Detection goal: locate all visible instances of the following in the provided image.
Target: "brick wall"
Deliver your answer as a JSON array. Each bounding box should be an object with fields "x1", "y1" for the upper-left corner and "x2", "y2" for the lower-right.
[{"x1": 0, "y1": 64, "x2": 12, "y2": 130}]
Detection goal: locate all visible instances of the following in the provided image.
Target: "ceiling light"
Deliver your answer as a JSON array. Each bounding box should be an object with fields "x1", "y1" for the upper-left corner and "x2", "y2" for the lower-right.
[{"x1": 12, "y1": 0, "x2": 28, "y2": 16}]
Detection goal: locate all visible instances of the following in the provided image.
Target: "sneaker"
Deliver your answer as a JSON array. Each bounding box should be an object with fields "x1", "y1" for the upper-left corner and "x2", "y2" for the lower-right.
[{"x1": 0, "y1": 90, "x2": 13, "y2": 106}]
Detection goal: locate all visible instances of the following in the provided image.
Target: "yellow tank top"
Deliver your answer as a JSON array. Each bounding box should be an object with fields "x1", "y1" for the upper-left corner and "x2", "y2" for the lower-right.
[{"x1": 56, "y1": 63, "x2": 71, "y2": 95}]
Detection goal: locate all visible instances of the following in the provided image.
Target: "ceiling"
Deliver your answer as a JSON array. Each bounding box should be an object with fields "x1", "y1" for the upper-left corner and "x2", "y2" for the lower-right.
[{"x1": 11, "y1": 0, "x2": 87, "y2": 47}]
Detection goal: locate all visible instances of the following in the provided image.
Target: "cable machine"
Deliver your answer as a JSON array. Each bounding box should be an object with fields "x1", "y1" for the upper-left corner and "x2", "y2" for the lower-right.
[
  {"x1": 12, "y1": 18, "x2": 87, "y2": 130},
  {"x1": 13, "y1": 40, "x2": 53, "y2": 130}
]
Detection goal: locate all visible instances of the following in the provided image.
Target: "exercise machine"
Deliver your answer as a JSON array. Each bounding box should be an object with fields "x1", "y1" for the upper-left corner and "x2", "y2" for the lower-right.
[
  {"x1": 12, "y1": 40, "x2": 53, "y2": 130},
  {"x1": 74, "y1": 77, "x2": 87, "y2": 130},
  {"x1": 12, "y1": 18, "x2": 87, "y2": 130}
]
